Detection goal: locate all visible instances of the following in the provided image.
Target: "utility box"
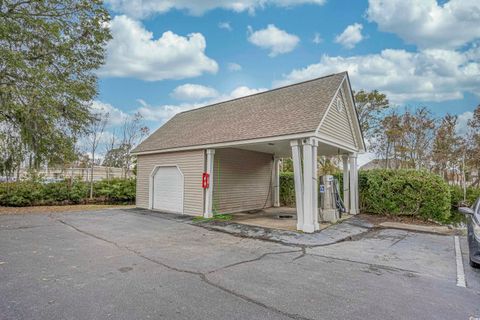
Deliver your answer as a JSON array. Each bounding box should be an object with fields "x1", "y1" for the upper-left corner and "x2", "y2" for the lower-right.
[{"x1": 319, "y1": 175, "x2": 339, "y2": 223}]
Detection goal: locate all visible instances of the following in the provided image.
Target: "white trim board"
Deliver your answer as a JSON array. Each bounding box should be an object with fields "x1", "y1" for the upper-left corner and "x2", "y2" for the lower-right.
[
  {"x1": 344, "y1": 75, "x2": 366, "y2": 152},
  {"x1": 133, "y1": 132, "x2": 316, "y2": 156}
]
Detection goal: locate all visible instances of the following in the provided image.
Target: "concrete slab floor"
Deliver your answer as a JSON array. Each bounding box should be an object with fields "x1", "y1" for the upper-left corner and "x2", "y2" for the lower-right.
[{"x1": 231, "y1": 206, "x2": 353, "y2": 232}]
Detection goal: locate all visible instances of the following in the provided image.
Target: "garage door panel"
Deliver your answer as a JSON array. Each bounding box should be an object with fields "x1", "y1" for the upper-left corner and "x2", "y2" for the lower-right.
[{"x1": 153, "y1": 166, "x2": 184, "y2": 213}]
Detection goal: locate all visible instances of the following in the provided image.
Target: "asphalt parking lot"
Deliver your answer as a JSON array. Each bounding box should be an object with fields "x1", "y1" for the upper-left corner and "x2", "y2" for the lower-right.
[{"x1": 0, "y1": 209, "x2": 479, "y2": 320}]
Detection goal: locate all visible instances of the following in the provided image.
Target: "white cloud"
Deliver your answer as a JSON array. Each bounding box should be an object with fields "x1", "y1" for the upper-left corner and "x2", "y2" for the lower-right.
[
  {"x1": 137, "y1": 103, "x2": 196, "y2": 122},
  {"x1": 456, "y1": 111, "x2": 474, "y2": 136},
  {"x1": 99, "y1": 15, "x2": 218, "y2": 81},
  {"x1": 335, "y1": 23, "x2": 364, "y2": 49},
  {"x1": 228, "y1": 86, "x2": 267, "y2": 99},
  {"x1": 106, "y1": 0, "x2": 325, "y2": 18},
  {"x1": 312, "y1": 33, "x2": 323, "y2": 44},
  {"x1": 367, "y1": 0, "x2": 480, "y2": 49},
  {"x1": 218, "y1": 21, "x2": 232, "y2": 31},
  {"x1": 170, "y1": 84, "x2": 219, "y2": 101},
  {"x1": 90, "y1": 100, "x2": 128, "y2": 126},
  {"x1": 275, "y1": 47, "x2": 480, "y2": 104},
  {"x1": 248, "y1": 24, "x2": 300, "y2": 57},
  {"x1": 227, "y1": 62, "x2": 242, "y2": 72}
]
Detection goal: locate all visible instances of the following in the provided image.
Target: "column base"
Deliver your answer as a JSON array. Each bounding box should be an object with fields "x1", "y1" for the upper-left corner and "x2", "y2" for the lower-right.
[
  {"x1": 302, "y1": 224, "x2": 316, "y2": 233},
  {"x1": 321, "y1": 209, "x2": 339, "y2": 223},
  {"x1": 203, "y1": 212, "x2": 213, "y2": 218}
]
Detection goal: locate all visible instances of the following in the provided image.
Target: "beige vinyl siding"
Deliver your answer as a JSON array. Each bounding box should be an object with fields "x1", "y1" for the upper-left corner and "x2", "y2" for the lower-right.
[
  {"x1": 319, "y1": 83, "x2": 357, "y2": 148},
  {"x1": 212, "y1": 148, "x2": 273, "y2": 214},
  {"x1": 136, "y1": 150, "x2": 204, "y2": 216}
]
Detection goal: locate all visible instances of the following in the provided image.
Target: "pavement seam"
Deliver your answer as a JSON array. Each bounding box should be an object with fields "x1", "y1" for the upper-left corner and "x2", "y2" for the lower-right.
[
  {"x1": 303, "y1": 251, "x2": 420, "y2": 275},
  {"x1": 54, "y1": 217, "x2": 313, "y2": 320}
]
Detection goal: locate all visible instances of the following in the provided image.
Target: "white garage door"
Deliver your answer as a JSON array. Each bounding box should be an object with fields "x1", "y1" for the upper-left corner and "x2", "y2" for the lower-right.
[{"x1": 152, "y1": 166, "x2": 184, "y2": 213}]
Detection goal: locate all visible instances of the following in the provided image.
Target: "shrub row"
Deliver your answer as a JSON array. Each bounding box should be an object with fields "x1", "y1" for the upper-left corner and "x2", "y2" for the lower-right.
[
  {"x1": 357, "y1": 169, "x2": 451, "y2": 222},
  {"x1": 0, "y1": 178, "x2": 136, "y2": 207},
  {"x1": 449, "y1": 185, "x2": 480, "y2": 209},
  {"x1": 280, "y1": 169, "x2": 460, "y2": 223}
]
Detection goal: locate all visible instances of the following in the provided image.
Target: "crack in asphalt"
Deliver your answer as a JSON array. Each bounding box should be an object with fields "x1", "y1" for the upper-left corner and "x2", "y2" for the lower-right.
[
  {"x1": 207, "y1": 249, "x2": 303, "y2": 274},
  {"x1": 54, "y1": 218, "x2": 313, "y2": 320},
  {"x1": 0, "y1": 224, "x2": 53, "y2": 231},
  {"x1": 389, "y1": 233, "x2": 409, "y2": 248},
  {"x1": 292, "y1": 247, "x2": 307, "y2": 261}
]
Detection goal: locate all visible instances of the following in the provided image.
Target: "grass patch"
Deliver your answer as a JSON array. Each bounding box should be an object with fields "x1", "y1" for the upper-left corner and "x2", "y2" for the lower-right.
[{"x1": 192, "y1": 213, "x2": 233, "y2": 222}]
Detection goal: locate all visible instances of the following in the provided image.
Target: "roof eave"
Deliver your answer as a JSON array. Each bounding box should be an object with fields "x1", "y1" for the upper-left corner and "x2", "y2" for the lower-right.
[{"x1": 132, "y1": 131, "x2": 317, "y2": 156}]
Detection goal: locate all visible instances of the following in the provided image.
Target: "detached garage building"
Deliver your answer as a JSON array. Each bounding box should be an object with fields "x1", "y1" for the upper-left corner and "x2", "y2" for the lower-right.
[{"x1": 132, "y1": 72, "x2": 365, "y2": 233}]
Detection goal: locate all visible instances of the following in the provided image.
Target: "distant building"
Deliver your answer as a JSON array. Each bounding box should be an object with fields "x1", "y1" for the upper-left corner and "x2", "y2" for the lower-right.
[
  {"x1": 5, "y1": 166, "x2": 132, "y2": 182},
  {"x1": 360, "y1": 159, "x2": 479, "y2": 187},
  {"x1": 360, "y1": 159, "x2": 409, "y2": 170}
]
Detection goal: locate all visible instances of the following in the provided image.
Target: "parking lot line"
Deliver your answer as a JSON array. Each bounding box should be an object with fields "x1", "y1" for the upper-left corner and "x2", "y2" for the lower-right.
[{"x1": 454, "y1": 236, "x2": 466, "y2": 288}]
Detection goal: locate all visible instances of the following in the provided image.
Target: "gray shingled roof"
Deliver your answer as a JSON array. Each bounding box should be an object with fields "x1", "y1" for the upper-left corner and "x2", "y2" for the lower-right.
[{"x1": 133, "y1": 72, "x2": 346, "y2": 153}]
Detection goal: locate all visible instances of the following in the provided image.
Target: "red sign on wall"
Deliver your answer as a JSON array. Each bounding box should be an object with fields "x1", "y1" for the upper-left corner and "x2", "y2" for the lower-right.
[{"x1": 202, "y1": 173, "x2": 209, "y2": 189}]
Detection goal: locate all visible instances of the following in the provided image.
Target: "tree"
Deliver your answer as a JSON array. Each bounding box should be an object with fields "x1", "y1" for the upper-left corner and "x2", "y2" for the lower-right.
[
  {"x1": 402, "y1": 107, "x2": 436, "y2": 169},
  {"x1": 0, "y1": 124, "x2": 24, "y2": 181},
  {"x1": 0, "y1": 0, "x2": 111, "y2": 167},
  {"x1": 371, "y1": 110, "x2": 404, "y2": 169},
  {"x1": 118, "y1": 112, "x2": 149, "y2": 178},
  {"x1": 86, "y1": 113, "x2": 109, "y2": 199},
  {"x1": 102, "y1": 147, "x2": 125, "y2": 168},
  {"x1": 432, "y1": 114, "x2": 463, "y2": 182},
  {"x1": 354, "y1": 90, "x2": 390, "y2": 142},
  {"x1": 467, "y1": 104, "x2": 480, "y2": 186}
]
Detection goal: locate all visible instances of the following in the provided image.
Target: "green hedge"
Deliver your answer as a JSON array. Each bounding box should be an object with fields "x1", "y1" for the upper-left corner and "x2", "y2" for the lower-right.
[
  {"x1": 280, "y1": 169, "x2": 453, "y2": 223},
  {"x1": 0, "y1": 178, "x2": 135, "y2": 207},
  {"x1": 449, "y1": 185, "x2": 480, "y2": 209},
  {"x1": 94, "y1": 178, "x2": 136, "y2": 202},
  {"x1": 358, "y1": 169, "x2": 451, "y2": 222},
  {"x1": 280, "y1": 172, "x2": 295, "y2": 207}
]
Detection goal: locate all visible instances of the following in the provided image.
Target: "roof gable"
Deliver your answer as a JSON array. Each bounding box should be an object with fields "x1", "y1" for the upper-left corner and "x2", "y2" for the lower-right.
[
  {"x1": 317, "y1": 86, "x2": 357, "y2": 148},
  {"x1": 133, "y1": 72, "x2": 353, "y2": 154}
]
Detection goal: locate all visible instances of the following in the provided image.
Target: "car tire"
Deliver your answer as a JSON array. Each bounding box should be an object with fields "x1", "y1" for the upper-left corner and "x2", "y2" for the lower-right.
[{"x1": 470, "y1": 258, "x2": 480, "y2": 269}]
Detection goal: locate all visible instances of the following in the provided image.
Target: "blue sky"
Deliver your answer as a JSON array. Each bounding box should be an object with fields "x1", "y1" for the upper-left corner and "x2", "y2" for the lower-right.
[{"x1": 94, "y1": 0, "x2": 480, "y2": 144}]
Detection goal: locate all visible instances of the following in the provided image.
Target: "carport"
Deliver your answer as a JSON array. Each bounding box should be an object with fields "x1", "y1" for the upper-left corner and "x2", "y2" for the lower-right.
[{"x1": 132, "y1": 72, "x2": 365, "y2": 233}]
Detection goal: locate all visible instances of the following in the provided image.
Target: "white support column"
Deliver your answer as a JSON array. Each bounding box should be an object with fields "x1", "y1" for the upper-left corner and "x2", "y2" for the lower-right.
[
  {"x1": 302, "y1": 138, "x2": 315, "y2": 233},
  {"x1": 204, "y1": 149, "x2": 215, "y2": 218},
  {"x1": 354, "y1": 157, "x2": 359, "y2": 214},
  {"x1": 312, "y1": 139, "x2": 320, "y2": 231},
  {"x1": 342, "y1": 155, "x2": 350, "y2": 213},
  {"x1": 349, "y1": 153, "x2": 359, "y2": 215},
  {"x1": 290, "y1": 140, "x2": 304, "y2": 230},
  {"x1": 272, "y1": 157, "x2": 281, "y2": 207}
]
